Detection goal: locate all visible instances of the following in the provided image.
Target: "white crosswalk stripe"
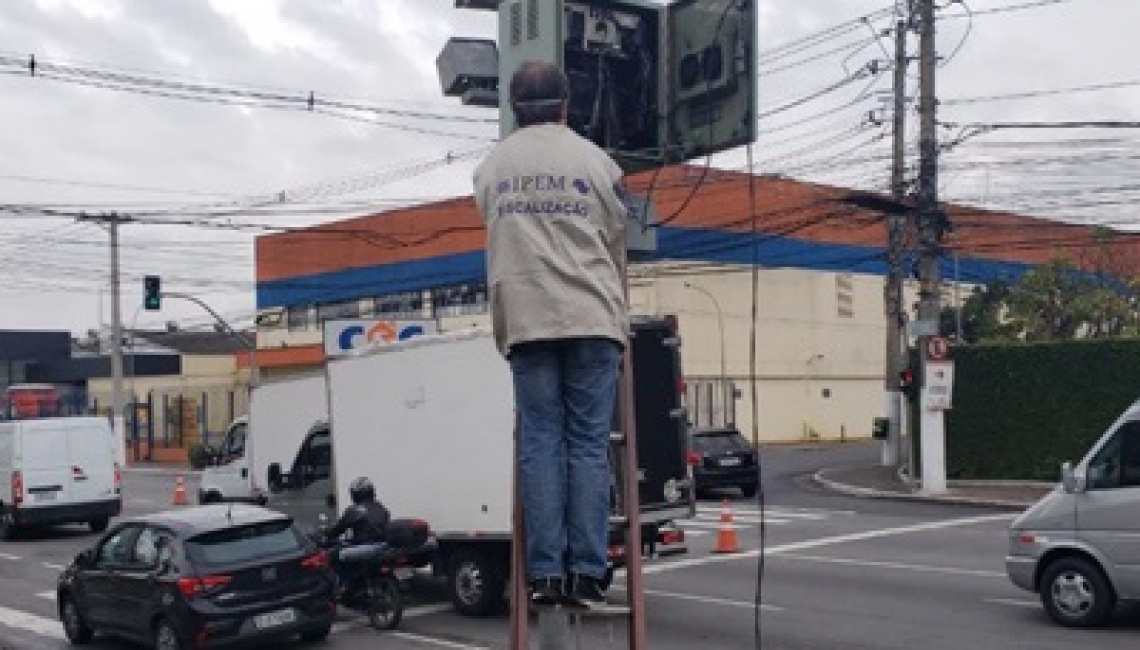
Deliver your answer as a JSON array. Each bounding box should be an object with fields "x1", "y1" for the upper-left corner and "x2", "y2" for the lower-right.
[{"x1": 677, "y1": 504, "x2": 847, "y2": 537}]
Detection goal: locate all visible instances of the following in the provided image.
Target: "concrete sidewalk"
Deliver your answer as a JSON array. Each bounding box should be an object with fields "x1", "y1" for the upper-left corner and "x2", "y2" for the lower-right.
[{"x1": 813, "y1": 464, "x2": 1054, "y2": 510}]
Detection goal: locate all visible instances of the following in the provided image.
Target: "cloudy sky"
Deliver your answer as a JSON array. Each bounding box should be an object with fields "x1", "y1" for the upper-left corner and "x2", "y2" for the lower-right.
[{"x1": 1, "y1": 0, "x2": 1137, "y2": 335}]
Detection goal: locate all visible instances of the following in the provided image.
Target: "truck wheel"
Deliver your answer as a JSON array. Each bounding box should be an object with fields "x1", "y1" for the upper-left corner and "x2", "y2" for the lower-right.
[
  {"x1": 198, "y1": 491, "x2": 220, "y2": 505},
  {"x1": 1040, "y1": 557, "x2": 1115, "y2": 627},
  {"x1": 740, "y1": 483, "x2": 758, "y2": 498},
  {"x1": 88, "y1": 518, "x2": 109, "y2": 534},
  {"x1": 447, "y1": 549, "x2": 505, "y2": 617}
]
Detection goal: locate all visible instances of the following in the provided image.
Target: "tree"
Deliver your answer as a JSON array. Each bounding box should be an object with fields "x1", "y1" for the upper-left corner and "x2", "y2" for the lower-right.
[{"x1": 943, "y1": 258, "x2": 1140, "y2": 343}]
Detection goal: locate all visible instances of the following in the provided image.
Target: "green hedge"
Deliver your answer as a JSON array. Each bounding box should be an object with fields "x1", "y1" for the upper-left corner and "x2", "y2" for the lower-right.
[{"x1": 946, "y1": 339, "x2": 1140, "y2": 480}]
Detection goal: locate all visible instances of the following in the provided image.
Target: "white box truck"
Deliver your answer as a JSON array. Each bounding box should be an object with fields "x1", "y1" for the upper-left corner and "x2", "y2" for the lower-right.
[
  {"x1": 198, "y1": 371, "x2": 327, "y2": 504},
  {"x1": 0, "y1": 416, "x2": 122, "y2": 540},
  {"x1": 266, "y1": 320, "x2": 694, "y2": 616}
]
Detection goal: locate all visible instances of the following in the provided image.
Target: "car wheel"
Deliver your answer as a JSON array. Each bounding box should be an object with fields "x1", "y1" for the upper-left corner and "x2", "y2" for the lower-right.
[
  {"x1": 88, "y1": 517, "x2": 109, "y2": 534},
  {"x1": 447, "y1": 549, "x2": 506, "y2": 617},
  {"x1": 153, "y1": 619, "x2": 186, "y2": 650},
  {"x1": 59, "y1": 594, "x2": 94, "y2": 645},
  {"x1": 739, "y1": 483, "x2": 758, "y2": 499},
  {"x1": 0, "y1": 510, "x2": 19, "y2": 541},
  {"x1": 299, "y1": 624, "x2": 332, "y2": 643},
  {"x1": 1040, "y1": 557, "x2": 1116, "y2": 627}
]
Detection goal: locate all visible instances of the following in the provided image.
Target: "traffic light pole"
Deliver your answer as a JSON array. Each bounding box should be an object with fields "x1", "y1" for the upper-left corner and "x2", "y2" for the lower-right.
[{"x1": 161, "y1": 292, "x2": 259, "y2": 390}]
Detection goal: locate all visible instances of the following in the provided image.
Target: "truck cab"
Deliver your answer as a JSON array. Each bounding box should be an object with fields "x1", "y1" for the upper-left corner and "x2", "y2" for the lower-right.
[
  {"x1": 198, "y1": 416, "x2": 251, "y2": 504},
  {"x1": 265, "y1": 422, "x2": 336, "y2": 537}
]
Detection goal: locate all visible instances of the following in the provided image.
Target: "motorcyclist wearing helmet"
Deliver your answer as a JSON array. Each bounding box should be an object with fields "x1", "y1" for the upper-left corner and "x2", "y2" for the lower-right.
[
  {"x1": 324, "y1": 477, "x2": 391, "y2": 599},
  {"x1": 326, "y1": 477, "x2": 390, "y2": 544}
]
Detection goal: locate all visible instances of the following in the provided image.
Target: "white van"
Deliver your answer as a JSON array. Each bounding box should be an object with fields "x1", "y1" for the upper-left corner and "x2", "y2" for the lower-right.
[
  {"x1": 1006, "y1": 398, "x2": 1140, "y2": 627},
  {"x1": 0, "y1": 416, "x2": 122, "y2": 540}
]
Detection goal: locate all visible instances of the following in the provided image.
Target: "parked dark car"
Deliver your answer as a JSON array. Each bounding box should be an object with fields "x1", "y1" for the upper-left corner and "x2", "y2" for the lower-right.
[
  {"x1": 689, "y1": 427, "x2": 759, "y2": 498},
  {"x1": 56, "y1": 504, "x2": 335, "y2": 649}
]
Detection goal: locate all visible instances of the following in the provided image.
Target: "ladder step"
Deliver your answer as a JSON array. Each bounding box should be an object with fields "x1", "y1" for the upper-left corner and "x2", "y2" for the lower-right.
[
  {"x1": 609, "y1": 431, "x2": 625, "y2": 443},
  {"x1": 609, "y1": 514, "x2": 630, "y2": 527},
  {"x1": 669, "y1": 407, "x2": 687, "y2": 419}
]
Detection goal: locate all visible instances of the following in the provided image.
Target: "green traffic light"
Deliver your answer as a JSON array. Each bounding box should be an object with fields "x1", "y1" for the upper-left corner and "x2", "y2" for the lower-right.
[{"x1": 144, "y1": 275, "x2": 161, "y2": 311}]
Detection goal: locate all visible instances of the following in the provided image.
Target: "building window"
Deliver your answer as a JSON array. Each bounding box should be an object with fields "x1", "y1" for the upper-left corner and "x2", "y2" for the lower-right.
[
  {"x1": 373, "y1": 291, "x2": 425, "y2": 320},
  {"x1": 836, "y1": 274, "x2": 854, "y2": 319},
  {"x1": 432, "y1": 283, "x2": 489, "y2": 318},
  {"x1": 317, "y1": 300, "x2": 361, "y2": 322},
  {"x1": 286, "y1": 305, "x2": 312, "y2": 331}
]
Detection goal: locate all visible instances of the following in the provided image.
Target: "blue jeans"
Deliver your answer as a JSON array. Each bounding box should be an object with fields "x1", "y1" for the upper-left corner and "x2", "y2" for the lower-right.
[{"x1": 509, "y1": 337, "x2": 621, "y2": 581}]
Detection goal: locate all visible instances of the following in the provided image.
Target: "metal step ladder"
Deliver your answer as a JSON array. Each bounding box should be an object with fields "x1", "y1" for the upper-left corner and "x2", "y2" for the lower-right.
[{"x1": 509, "y1": 340, "x2": 647, "y2": 650}]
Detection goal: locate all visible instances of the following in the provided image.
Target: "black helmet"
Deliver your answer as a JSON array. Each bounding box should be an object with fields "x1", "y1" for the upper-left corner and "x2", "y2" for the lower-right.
[{"x1": 349, "y1": 477, "x2": 375, "y2": 504}]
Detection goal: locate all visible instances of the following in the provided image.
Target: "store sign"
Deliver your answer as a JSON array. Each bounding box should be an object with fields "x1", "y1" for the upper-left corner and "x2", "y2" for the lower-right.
[{"x1": 323, "y1": 319, "x2": 436, "y2": 358}]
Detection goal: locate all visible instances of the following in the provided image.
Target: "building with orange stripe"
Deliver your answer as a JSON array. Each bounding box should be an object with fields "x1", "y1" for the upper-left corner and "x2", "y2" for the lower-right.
[{"x1": 254, "y1": 166, "x2": 1140, "y2": 442}]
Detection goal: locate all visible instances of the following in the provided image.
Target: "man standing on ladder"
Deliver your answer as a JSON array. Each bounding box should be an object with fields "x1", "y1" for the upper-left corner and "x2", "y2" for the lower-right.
[{"x1": 473, "y1": 60, "x2": 629, "y2": 610}]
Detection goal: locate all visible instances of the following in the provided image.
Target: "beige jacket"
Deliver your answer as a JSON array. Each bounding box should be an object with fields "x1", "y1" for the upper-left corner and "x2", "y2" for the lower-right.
[{"x1": 473, "y1": 123, "x2": 629, "y2": 356}]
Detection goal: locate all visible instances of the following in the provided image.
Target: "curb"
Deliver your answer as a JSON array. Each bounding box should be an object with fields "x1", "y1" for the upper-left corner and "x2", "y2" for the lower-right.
[{"x1": 811, "y1": 468, "x2": 1036, "y2": 511}]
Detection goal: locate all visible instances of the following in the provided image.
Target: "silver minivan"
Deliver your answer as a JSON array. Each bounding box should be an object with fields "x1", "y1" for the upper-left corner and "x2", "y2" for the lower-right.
[{"x1": 1006, "y1": 399, "x2": 1140, "y2": 627}]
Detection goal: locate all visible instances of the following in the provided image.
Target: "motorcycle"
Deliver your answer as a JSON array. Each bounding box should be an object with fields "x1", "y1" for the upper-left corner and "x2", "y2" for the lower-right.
[{"x1": 315, "y1": 518, "x2": 438, "y2": 630}]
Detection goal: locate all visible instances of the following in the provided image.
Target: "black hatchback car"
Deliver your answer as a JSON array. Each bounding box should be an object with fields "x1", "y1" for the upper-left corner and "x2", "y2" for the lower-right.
[
  {"x1": 689, "y1": 427, "x2": 759, "y2": 498},
  {"x1": 57, "y1": 504, "x2": 335, "y2": 649}
]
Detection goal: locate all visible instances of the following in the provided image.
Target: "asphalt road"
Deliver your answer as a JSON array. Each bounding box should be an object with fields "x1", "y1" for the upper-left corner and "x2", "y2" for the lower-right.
[{"x1": 2, "y1": 444, "x2": 1138, "y2": 649}]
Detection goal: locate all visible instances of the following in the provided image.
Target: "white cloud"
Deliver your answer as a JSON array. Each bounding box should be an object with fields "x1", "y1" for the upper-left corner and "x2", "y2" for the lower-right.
[{"x1": 0, "y1": 0, "x2": 1138, "y2": 333}]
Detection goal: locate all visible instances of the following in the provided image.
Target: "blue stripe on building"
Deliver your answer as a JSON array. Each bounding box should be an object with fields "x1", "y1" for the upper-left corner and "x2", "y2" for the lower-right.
[{"x1": 257, "y1": 227, "x2": 1035, "y2": 310}]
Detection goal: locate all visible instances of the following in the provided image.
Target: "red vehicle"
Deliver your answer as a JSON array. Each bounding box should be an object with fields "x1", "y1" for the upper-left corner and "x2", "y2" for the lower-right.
[{"x1": 4, "y1": 384, "x2": 62, "y2": 419}]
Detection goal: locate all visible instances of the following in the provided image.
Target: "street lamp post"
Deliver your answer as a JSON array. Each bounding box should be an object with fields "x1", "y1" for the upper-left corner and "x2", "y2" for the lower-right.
[{"x1": 684, "y1": 282, "x2": 729, "y2": 425}]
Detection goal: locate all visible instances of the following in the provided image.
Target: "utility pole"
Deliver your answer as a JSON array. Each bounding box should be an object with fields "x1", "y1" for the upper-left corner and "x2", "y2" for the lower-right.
[
  {"x1": 882, "y1": 17, "x2": 909, "y2": 468},
  {"x1": 915, "y1": 0, "x2": 948, "y2": 493},
  {"x1": 79, "y1": 213, "x2": 133, "y2": 467}
]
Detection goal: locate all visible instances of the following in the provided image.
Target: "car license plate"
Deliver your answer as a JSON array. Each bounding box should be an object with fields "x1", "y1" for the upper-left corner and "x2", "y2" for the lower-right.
[
  {"x1": 33, "y1": 491, "x2": 57, "y2": 502},
  {"x1": 719, "y1": 457, "x2": 742, "y2": 467},
  {"x1": 253, "y1": 608, "x2": 296, "y2": 629}
]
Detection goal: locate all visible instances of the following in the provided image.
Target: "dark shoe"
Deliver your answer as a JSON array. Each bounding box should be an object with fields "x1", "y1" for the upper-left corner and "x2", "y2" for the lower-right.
[
  {"x1": 566, "y1": 573, "x2": 606, "y2": 608},
  {"x1": 530, "y1": 577, "x2": 565, "y2": 608}
]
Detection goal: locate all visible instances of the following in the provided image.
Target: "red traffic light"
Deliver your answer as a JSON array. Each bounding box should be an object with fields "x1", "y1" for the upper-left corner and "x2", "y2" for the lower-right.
[{"x1": 899, "y1": 369, "x2": 916, "y2": 387}]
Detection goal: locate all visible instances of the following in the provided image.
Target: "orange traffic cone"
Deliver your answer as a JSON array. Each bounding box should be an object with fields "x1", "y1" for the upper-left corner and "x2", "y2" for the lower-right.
[
  {"x1": 713, "y1": 498, "x2": 740, "y2": 554},
  {"x1": 172, "y1": 476, "x2": 189, "y2": 506}
]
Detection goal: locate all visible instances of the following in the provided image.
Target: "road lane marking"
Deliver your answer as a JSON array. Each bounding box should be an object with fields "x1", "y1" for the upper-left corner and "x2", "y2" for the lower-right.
[
  {"x1": 1, "y1": 595, "x2": 457, "y2": 644},
  {"x1": 776, "y1": 553, "x2": 1006, "y2": 578},
  {"x1": 391, "y1": 631, "x2": 489, "y2": 649},
  {"x1": 405, "y1": 602, "x2": 453, "y2": 618},
  {"x1": 42, "y1": 563, "x2": 66, "y2": 571},
  {"x1": 0, "y1": 604, "x2": 64, "y2": 639},
  {"x1": 641, "y1": 513, "x2": 1016, "y2": 575},
  {"x1": 677, "y1": 521, "x2": 752, "y2": 530},
  {"x1": 0, "y1": 553, "x2": 21, "y2": 560},
  {"x1": 641, "y1": 588, "x2": 782, "y2": 611},
  {"x1": 698, "y1": 507, "x2": 827, "y2": 521},
  {"x1": 693, "y1": 514, "x2": 784, "y2": 525},
  {"x1": 986, "y1": 598, "x2": 1038, "y2": 608}
]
